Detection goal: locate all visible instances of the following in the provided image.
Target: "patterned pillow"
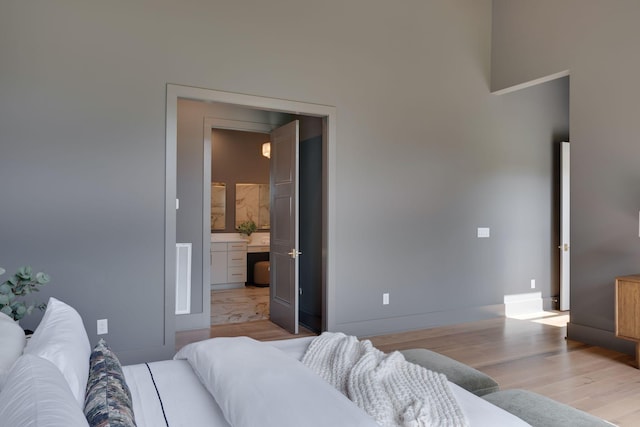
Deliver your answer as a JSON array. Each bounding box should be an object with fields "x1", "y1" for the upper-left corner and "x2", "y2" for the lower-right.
[{"x1": 84, "y1": 339, "x2": 136, "y2": 427}]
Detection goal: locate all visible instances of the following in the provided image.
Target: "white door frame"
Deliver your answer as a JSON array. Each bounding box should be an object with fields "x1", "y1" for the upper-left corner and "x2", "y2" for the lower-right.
[
  {"x1": 166, "y1": 84, "x2": 337, "y2": 333},
  {"x1": 559, "y1": 141, "x2": 570, "y2": 311}
]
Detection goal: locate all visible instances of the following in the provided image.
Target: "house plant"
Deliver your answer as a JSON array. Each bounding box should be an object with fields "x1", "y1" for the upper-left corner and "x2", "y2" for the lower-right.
[
  {"x1": 0, "y1": 266, "x2": 50, "y2": 321},
  {"x1": 237, "y1": 220, "x2": 257, "y2": 242}
]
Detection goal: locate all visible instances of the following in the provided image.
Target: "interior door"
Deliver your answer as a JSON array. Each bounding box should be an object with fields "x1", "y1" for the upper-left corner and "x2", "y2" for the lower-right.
[
  {"x1": 269, "y1": 120, "x2": 300, "y2": 333},
  {"x1": 559, "y1": 141, "x2": 570, "y2": 311}
]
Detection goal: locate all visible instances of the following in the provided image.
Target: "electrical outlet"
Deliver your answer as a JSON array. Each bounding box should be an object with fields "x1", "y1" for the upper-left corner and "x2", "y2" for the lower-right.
[
  {"x1": 477, "y1": 227, "x2": 490, "y2": 238},
  {"x1": 97, "y1": 319, "x2": 108, "y2": 335},
  {"x1": 531, "y1": 279, "x2": 536, "y2": 289},
  {"x1": 383, "y1": 293, "x2": 390, "y2": 305}
]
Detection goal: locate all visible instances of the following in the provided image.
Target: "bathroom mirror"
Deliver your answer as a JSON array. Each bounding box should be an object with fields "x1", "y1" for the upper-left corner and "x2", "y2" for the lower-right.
[
  {"x1": 236, "y1": 183, "x2": 270, "y2": 229},
  {"x1": 210, "y1": 182, "x2": 226, "y2": 231}
]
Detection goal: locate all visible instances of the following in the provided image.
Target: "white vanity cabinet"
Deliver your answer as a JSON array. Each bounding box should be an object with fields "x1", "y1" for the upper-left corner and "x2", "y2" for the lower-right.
[{"x1": 210, "y1": 241, "x2": 247, "y2": 288}]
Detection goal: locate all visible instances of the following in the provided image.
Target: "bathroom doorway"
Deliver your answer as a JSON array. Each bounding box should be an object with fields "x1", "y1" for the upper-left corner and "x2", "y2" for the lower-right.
[
  {"x1": 209, "y1": 127, "x2": 273, "y2": 326},
  {"x1": 207, "y1": 120, "x2": 325, "y2": 333},
  {"x1": 170, "y1": 90, "x2": 330, "y2": 336}
]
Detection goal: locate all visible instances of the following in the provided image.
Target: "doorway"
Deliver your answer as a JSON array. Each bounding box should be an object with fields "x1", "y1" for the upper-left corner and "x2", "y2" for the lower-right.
[
  {"x1": 207, "y1": 121, "x2": 324, "y2": 333},
  {"x1": 208, "y1": 127, "x2": 272, "y2": 327},
  {"x1": 167, "y1": 84, "x2": 337, "y2": 336}
]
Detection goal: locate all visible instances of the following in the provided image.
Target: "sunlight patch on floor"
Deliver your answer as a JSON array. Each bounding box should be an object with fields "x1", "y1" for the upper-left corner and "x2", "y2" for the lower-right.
[
  {"x1": 532, "y1": 314, "x2": 569, "y2": 327},
  {"x1": 507, "y1": 311, "x2": 570, "y2": 328}
]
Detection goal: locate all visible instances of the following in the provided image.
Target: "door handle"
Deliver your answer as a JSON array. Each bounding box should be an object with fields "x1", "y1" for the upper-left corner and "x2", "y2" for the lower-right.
[
  {"x1": 557, "y1": 243, "x2": 569, "y2": 251},
  {"x1": 288, "y1": 249, "x2": 303, "y2": 259}
]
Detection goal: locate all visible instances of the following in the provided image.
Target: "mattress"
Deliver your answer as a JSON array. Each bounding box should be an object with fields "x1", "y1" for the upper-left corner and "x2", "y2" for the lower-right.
[{"x1": 123, "y1": 336, "x2": 530, "y2": 427}]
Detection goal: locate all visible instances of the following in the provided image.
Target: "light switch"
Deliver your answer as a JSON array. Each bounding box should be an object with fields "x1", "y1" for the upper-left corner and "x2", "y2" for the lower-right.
[
  {"x1": 97, "y1": 319, "x2": 108, "y2": 335},
  {"x1": 477, "y1": 227, "x2": 490, "y2": 238}
]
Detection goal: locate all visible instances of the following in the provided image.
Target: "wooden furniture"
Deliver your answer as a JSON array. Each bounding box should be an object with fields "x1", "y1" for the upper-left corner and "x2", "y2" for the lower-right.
[
  {"x1": 210, "y1": 241, "x2": 247, "y2": 289},
  {"x1": 615, "y1": 275, "x2": 640, "y2": 368}
]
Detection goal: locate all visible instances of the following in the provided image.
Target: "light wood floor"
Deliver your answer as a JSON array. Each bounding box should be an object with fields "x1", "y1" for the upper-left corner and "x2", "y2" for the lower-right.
[
  {"x1": 367, "y1": 312, "x2": 640, "y2": 426},
  {"x1": 176, "y1": 311, "x2": 640, "y2": 426}
]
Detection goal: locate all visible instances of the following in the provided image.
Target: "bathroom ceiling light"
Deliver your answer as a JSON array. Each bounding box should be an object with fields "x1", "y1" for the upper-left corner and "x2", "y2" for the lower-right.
[{"x1": 262, "y1": 142, "x2": 271, "y2": 159}]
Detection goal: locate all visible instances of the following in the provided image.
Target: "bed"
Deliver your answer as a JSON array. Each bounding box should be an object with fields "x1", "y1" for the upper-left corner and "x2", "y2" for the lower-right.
[
  {"x1": 123, "y1": 336, "x2": 530, "y2": 427},
  {"x1": 0, "y1": 297, "x2": 610, "y2": 426}
]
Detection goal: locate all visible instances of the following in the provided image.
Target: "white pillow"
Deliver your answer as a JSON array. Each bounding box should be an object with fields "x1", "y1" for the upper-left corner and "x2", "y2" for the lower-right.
[
  {"x1": 0, "y1": 313, "x2": 26, "y2": 385},
  {"x1": 175, "y1": 337, "x2": 379, "y2": 427},
  {"x1": 0, "y1": 311, "x2": 14, "y2": 322},
  {"x1": 0, "y1": 354, "x2": 89, "y2": 427},
  {"x1": 24, "y1": 297, "x2": 91, "y2": 407}
]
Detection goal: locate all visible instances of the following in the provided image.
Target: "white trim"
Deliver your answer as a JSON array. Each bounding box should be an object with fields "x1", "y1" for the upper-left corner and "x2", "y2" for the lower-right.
[
  {"x1": 503, "y1": 292, "x2": 543, "y2": 317},
  {"x1": 167, "y1": 84, "x2": 337, "y2": 332},
  {"x1": 175, "y1": 243, "x2": 192, "y2": 315},
  {"x1": 491, "y1": 70, "x2": 570, "y2": 95}
]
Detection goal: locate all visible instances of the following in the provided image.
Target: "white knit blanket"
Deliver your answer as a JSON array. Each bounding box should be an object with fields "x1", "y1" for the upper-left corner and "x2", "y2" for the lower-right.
[{"x1": 301, "y1": 332, "x2": 469, "y2": 427}]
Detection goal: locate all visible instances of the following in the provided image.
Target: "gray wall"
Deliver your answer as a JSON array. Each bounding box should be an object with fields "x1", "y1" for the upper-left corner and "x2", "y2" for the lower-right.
[
  {"x1": 492, "y1": 0, "x2": 640, "y2": 354},
  {"x1": 1, "y1": 0, "x2": 568, "y2": 363}
]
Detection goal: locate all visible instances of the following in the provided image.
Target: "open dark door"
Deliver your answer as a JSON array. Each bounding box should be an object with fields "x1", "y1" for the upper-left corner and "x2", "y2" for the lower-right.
[{"x1": 269, "y1": 120, "x2": 300, "y2": 334}]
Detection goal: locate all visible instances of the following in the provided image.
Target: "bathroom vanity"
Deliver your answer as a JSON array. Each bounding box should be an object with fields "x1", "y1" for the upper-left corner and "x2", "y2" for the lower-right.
[
  {"x1": 210, "y1": 233, "x2": 270, "y2": 290},
  {"x1": 210, "y1": 240, "x2": 247, "y2": 290}
]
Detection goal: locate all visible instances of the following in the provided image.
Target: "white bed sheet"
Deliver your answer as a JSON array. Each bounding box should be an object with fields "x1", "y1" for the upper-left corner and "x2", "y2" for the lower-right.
[
  {"x1": 123, "y1": 359, "x2": 230, "y2": 427},
  {"x1": 124, "y1": 337, "x2": 530, "y2": 427}
]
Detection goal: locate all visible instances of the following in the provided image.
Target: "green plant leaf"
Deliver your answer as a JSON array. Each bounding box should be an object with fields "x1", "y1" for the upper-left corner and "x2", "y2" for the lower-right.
[
  {"x1": 16, "y1": 266, "x2": 32, "y2": 280},
  {"x1": 0, "y1": 267, "x2": 49, "y2": 321},
  {"x1": 13, "y1": 303, "x2": 27, "y2": 316},
  {"x1": 35, "y1": 272, "x2": 51, "y2": 284}
]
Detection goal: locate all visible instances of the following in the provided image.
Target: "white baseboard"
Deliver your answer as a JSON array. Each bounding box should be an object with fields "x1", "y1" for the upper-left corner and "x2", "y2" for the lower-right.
[{"x1": 504, "y1": 292, "x2": 543, "y2": 317}]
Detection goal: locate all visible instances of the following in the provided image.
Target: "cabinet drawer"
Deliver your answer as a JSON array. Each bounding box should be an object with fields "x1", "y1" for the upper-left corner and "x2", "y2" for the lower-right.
[
  {"x1": 211, "y1": 242, "x2": 227, "y2": 252},
  {"x1": 210, "y1": 252, "x2": 227, "y2": 285},
  {"x1": 227, "y1": 251, "x2": 247, "y2": 267},
  {"x1": 227, "y1": 267, "x2": 246, "y2": 283},
  {"x1": 227, "y1": 242, "x2": 247, "y2": 252}
]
